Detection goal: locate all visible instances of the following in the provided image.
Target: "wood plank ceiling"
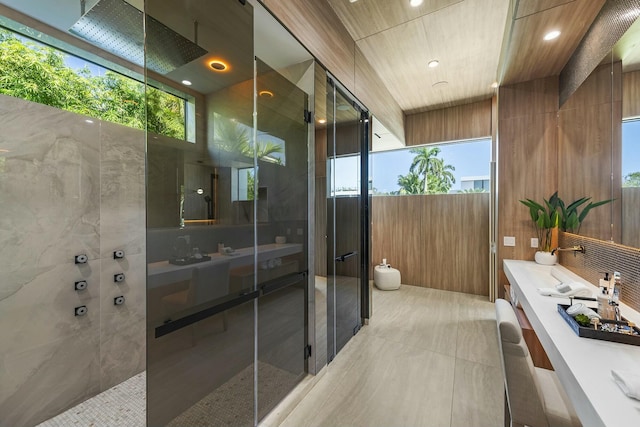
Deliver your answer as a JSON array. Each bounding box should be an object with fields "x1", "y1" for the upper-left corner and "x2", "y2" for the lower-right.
[{"x1": 326, "y1": 0, "x2": 606, "y2": 114}]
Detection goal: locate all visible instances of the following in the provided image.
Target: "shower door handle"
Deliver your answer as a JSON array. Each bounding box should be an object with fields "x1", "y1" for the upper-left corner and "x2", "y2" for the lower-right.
[{"x1": 335, "y1": 251, "x2": 357, "y2": 262}]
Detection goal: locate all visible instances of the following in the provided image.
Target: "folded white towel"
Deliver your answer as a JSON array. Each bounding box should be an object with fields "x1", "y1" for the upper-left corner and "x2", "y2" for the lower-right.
[
  {"x1": 538, "y1": 282, "x2": 592, "y2": 298},
  {"x1": 612, "y1": 370, "x2": 640, "y2": 400}
]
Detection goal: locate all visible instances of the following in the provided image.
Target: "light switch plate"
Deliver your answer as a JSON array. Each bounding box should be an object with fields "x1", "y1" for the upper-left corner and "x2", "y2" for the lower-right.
[
  {"x1": 531, "y1": 238, "x2": 539, "y2": 248},
  {"x1": 503, "y1": 236, "x2": 516, "y2": 247}
]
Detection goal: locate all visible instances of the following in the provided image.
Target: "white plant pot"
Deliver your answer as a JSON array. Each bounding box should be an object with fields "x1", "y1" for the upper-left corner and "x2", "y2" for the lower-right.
[{"x1": 534, "y1": 251, "x2": 557, "y2": 265}]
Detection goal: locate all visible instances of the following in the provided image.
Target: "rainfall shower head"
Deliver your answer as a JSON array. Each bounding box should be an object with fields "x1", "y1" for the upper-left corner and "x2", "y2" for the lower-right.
[{"x1": 69, "y1": 0, "x2": 207, "y2": 75}]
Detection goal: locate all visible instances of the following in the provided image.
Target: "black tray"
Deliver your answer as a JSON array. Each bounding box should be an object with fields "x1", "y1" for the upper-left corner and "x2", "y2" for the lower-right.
[
  {"x1": 169, "y1": 255, "x2": 211, "y2": 265},
  {"x1": 557, "y1": 304, "x2": 640, "y2": 346}
]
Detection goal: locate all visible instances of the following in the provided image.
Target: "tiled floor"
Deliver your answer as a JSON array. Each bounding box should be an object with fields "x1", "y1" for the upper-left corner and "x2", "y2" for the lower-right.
[
  {"x1": 269, "y1": 285, "x2": 504, "y2": 427},
  {"x1": 38, "y1": 284, "x2": 503, "y2": 427},
  {"x1": 36, "y1": 372, "x2": 145, "y2": 427}
]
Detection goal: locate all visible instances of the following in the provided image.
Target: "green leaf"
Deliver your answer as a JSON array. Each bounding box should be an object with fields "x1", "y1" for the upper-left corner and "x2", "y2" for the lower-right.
[
  {"x1": 566, "y1": 197, "x2": 590, "y2": 214},
  {"x1": 567, "y1": 212, "x2": 579, "y2": 232},
  {"x1": 578, "y1": 199, "x2": 614, "y2": 223}
]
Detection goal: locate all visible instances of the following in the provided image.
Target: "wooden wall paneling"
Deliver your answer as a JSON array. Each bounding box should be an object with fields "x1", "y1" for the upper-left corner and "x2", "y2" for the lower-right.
[
  {"x1": 262, "y1": 2, "x2": 406, "y2": 143},
  {"x1": 370, "y1": 196, "x2": 399, "y2": 277},
  {"x1": 315, "y1": 127, "x2": 327, "y2": 178},
  {"x1": 558, "y1": 62, "x2": 622, "y2": 242},
  {"x1": 314, "y1": 104, "x2": 328, "y2": 275},
  {"x1": 396, "y1": 196, "x2": 423, "y2": 287},
  {"x1": 561, "y1": 62, "x2": 618, "y2": 110},
  {"x1": 405, "y1": 100, "x2": 492, "y2": 146},
  {"x1": 497, "y1": 77, "x2": 559, "y2": 292},
  {"x1": 354, "y1": 46, "x2": 406, "y2": 143},
  {"x1": 622, "y1": 187, "x2": 640, "y2": 248},
  {"x1": 613, "y1": 99, "x2": 623, "y2": 245},
  {"x1": 371, "y1": 195, "x2": 489, "y2": 295},
  {"x1": 260, "y1": 0, "x2": 355, "y2": 94},
  {"x1": 454, "y1": 194, "x2": 490, "y2": 296},
  {"x1": 421, "y1": 194, "x2": 489, "y2": 295},
  {"x1": 558, "y1": 103, "x2": 615, "y2": 241},
  {"x1": 623, "y1": 70, "x2": 640, "y2": 119},
  {"x1": 315, "y1": 177, "x2": 327, "y2": 277},
  {"x1": 422, "y1": 194, "x2": 452, "y2": 291},
  {"x1": 499, "y1": 77, "x2": 559, "y2": 120}
]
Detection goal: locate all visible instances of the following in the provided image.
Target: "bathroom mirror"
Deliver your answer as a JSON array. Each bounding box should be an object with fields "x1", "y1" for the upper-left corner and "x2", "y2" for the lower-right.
[
  {"x1": 559, "y1": 13, "x2": 640, "y2": 249},
  {"x1": 618, "y1": 18, "x2": 640, "y2": 249}
]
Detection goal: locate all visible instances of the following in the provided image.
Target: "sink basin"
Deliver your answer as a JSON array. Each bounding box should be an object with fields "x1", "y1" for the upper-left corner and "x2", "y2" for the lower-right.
[{"x1": 523, "y1": 264, "x2": 562, "y2": 288}]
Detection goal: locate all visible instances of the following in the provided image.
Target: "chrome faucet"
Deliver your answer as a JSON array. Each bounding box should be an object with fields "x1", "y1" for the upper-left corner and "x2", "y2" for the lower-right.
[{"x1": 551, "y1": 245, "x2": 585, "y2": 256}]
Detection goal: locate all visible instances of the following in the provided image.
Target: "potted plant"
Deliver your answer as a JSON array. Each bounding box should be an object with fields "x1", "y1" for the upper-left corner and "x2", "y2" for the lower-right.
[{"x1": 520, "y1": 192, "x2": 561, "y2": 265}]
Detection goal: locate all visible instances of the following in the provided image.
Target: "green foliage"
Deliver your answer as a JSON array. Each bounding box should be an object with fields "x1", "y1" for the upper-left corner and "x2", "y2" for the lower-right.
[
  {"x1": 246, "y1": 170, "x2": 255, "y2": 200},
  {"x1": 623, "y1": 171, "x2": 640, "y2": 187},
  {"x1": 556, "y1": 194, "x2": 614, "y2": 234},
  {"x1": 519, "y1": 193, "x2": 560, "y2": 252},
  {"x1": 213, "y1": 114, "x2": 283, "y2": 163},
  {"x1": 397, "y1": 171, "x2": 423, "y2": 195},
  {"x1": 397, "y1": 147, "x2": 456, "y2": 194},
  {"x1": 0, "y1": 29, "x2": 185, "y2": 139},
  {"x1": 520, "y1": 191, "x2": 614, "y2": 250}
]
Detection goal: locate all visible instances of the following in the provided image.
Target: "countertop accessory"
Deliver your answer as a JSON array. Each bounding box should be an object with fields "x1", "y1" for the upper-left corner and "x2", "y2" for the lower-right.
[{"x1": 558, "y1": 304, "x2": 640, "y2": 346}]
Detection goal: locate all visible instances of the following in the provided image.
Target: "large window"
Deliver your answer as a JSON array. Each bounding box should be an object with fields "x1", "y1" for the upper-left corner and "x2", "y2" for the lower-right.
[
  {"x1": 368, "y1": 138, "x2": 491, "y2": 195},
  {"x1": 622, "y1": 119, "x2": 640, "y2": 187},
  {"x1": 0, "y1": 27, "x2": 190, "y2": 141}
]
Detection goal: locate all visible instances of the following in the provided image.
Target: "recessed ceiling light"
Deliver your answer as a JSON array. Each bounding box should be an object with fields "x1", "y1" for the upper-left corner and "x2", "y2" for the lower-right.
[
  {"x1": 410, "y1": 0, "x2": 424, "y2": 7},
  {"x1": 318, "y1": 119, "x2": 327, "y2": 124},
  {"x1": 181, "y1": 79, "x2": 192, "y2": 86},
  {"x1": 259, "y1": 90, "x2": 274, "y2": 98},
  {"x1": 543, "y1": 30, "x2": 561, "y2": 41},
  {"x1": 428, "y1": 60, "x2": 439, "y2": 68},
  {"x1": 432, "y1": 81, "x2": 448, "y2": 88},
  {"x1": 491, "y1": 82, "x2": 499, "y2": 88},
  {"x1": 209, "y1": 60, "x2": 228, "y2": 71}
]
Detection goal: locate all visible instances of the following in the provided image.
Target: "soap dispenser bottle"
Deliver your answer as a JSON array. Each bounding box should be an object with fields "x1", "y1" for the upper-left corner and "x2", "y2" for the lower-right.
[{"x1": 597, "y1": 272, "x2": 612, "y2": 318}]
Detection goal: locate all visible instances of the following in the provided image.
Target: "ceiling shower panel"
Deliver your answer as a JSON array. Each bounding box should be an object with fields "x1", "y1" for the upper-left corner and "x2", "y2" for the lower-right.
[{"x1": 69, "y1": 0, "x2": 207, "y2": 75}]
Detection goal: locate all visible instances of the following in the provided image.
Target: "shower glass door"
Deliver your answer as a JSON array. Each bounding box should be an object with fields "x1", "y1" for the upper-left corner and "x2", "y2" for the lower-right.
[
  {"x1": 145, "y1": 1, "x2": 257, "y2": 425},
  {"x1": 326, "y1": 78, "x2": 368, "y2": 362},
  {"x1": 255, "y1": 58, "x2": 308, "y2": 421}
]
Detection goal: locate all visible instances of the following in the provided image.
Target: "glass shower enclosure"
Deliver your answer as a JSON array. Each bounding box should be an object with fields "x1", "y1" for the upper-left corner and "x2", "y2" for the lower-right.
[
  {"x1": 0, "y1": 0, "x2": 312, "y2": 425},
  {"x1": 145, "y1": 0, "x2": 311, "y2": 425}
]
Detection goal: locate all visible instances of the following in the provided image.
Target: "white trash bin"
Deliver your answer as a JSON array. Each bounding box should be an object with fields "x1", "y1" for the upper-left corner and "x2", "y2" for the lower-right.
[{"x1": 374, "y1": 265, "x2": 401, "y2": 290}]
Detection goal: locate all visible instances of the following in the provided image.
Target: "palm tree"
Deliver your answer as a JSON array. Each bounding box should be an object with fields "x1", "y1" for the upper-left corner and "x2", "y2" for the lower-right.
[
  {"x1": 408, "y1": 147, "x2": 456, "y2": 194},
  {"x1": 254, "y1": 140, "x2": 283, "y2": 163},
  {"x1": 409, "y1": 147, "x2": 441, "y2": 193},
  {"x1": 427, "y1": 157, "x2": 456, "y2": 193},
  {"x1": 397, "y1": 171, "x2": 423, "y2": 194}
]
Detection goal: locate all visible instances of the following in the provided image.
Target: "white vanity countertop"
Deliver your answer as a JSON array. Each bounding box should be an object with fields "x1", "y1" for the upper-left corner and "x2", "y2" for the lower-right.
[
  {"x1": 504, "y1": 260, "x2": 640, "y2": 427},
  {"x1": 147, "y1": 243, "x2": 302, "y2": 288}
]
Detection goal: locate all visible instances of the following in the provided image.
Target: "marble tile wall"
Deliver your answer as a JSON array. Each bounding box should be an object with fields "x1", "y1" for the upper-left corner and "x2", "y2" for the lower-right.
[{"x1": 0, "y1": 95, "x2": 146, "y2": 426}]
